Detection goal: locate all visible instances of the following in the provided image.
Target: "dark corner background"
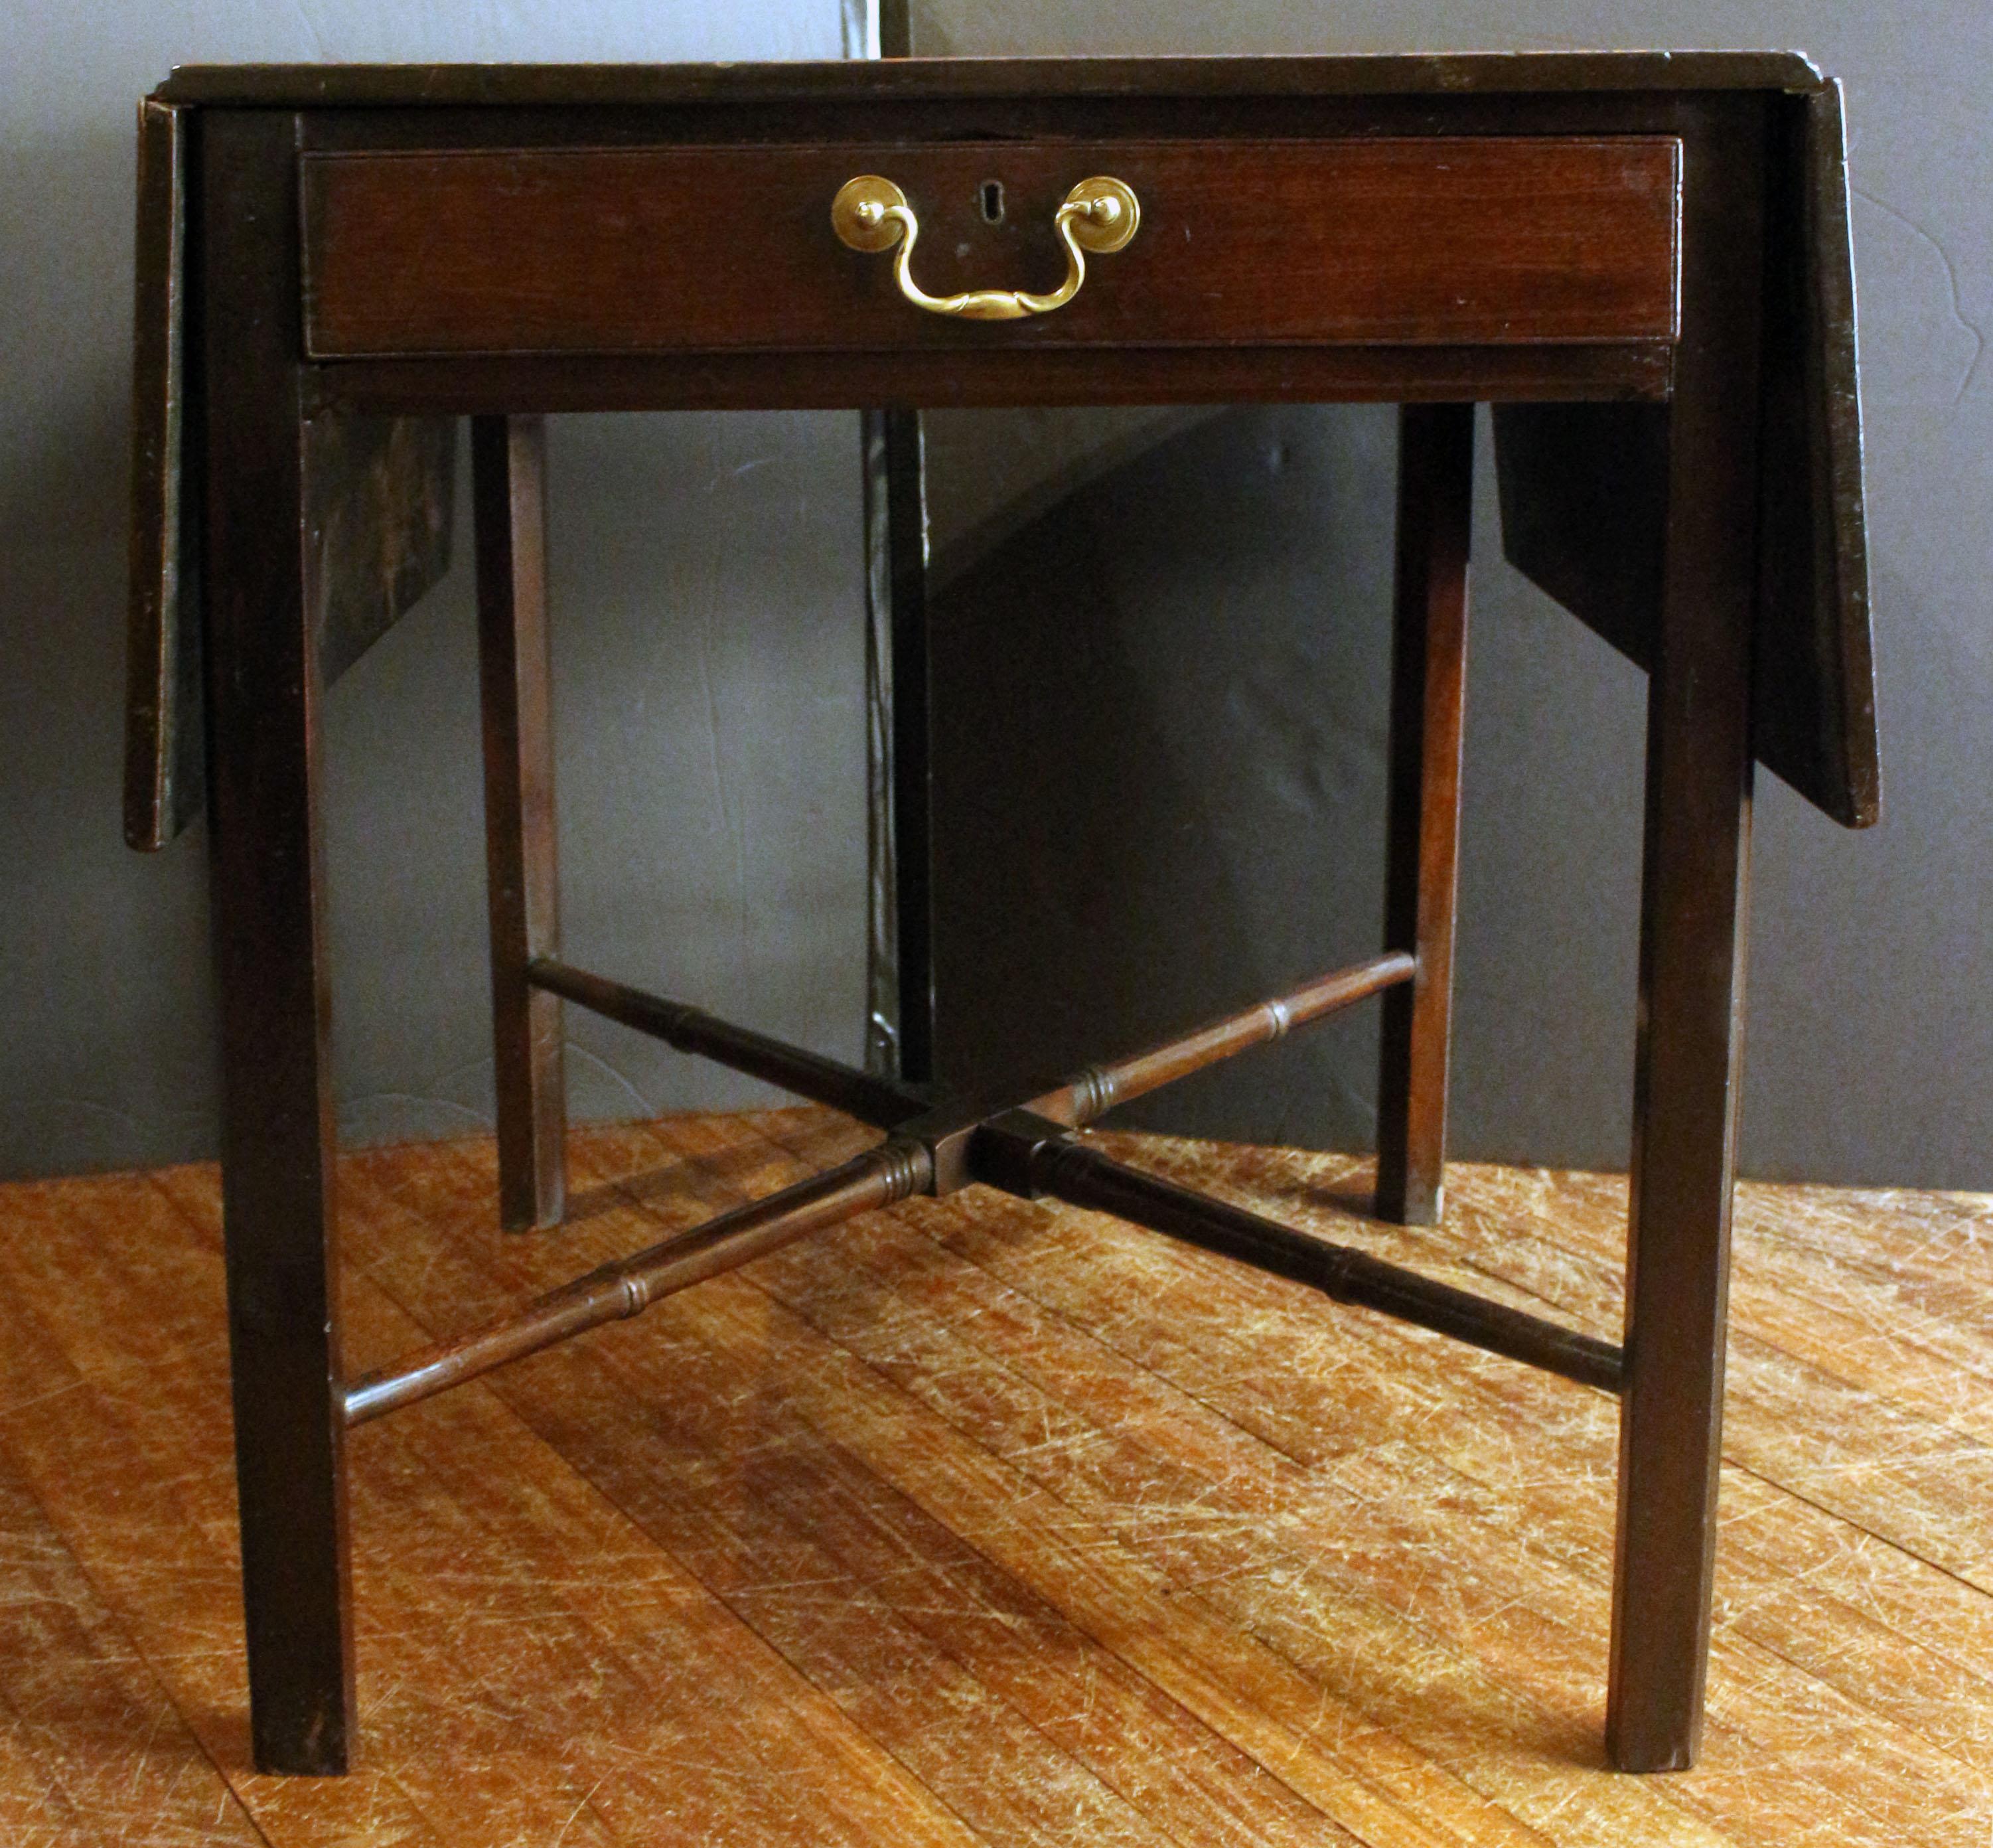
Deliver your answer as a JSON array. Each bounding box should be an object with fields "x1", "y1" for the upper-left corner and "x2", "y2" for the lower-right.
[{"x1": 2, "y1": 1, "x2": 1987, "y2": 1188}]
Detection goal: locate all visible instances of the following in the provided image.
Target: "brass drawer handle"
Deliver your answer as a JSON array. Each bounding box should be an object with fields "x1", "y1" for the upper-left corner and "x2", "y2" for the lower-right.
[{"x1": 831, "y1": 174, "x2": 1140, "y2": 321}]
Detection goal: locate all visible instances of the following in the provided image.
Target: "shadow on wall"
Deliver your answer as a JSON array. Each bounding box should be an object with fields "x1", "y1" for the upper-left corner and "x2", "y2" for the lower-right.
[
  {"x1": 0, "y1": 3, "x2": 865, "y2": 1183},
  {"x1": 323, "y1": 411, "x2": 873, "y2": 1152},
  {"x1": 926, "y1": 392, "x2": 1993, "y2": 1190},
  {"x1": 0, "y1": 127, "x2": 224, "y2": 1176},
  {"x1": 928, "y1": 402, "x2": 1671, "y2": 1171},
  {"x1": 930, "y1": 404, "x2": 1406, "y2": 1152}
]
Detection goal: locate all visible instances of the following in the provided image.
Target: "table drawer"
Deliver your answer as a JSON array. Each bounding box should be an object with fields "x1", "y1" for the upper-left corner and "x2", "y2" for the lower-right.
[{"x1": 301, "y1": 137, "x2": 1680, "y2": 359}]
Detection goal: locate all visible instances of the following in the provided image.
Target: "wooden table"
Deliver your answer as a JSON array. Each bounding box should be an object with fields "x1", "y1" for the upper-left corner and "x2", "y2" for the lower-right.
[{"x1": 123, "y1": 53, "x2": 1878, "y2": 1781}]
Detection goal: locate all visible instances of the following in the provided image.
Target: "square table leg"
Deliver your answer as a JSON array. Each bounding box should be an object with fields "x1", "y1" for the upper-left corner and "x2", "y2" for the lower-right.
[
  {"x1": 474, "y1": 414, "x2": 567, "y2": 1231},
  {"x1": 1376, "y1": 401, "x2": 1473, "y2": 1226},
  {"x1": 201, "y1": 109, "x2": 355, "y2": 1775},
  {"x1": 1607, "y1": 97, "x2": 1769, "y2": 1772}
]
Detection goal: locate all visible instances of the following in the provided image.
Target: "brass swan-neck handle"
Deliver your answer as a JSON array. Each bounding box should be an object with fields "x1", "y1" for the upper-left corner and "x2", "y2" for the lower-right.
[{"x1": 830, "y1": 175, "x2": 1140, "y2": 321}]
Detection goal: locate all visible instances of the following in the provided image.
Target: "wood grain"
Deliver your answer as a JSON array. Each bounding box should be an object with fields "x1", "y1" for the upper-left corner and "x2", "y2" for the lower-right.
[
  {"x1": 123, "y1": 97, "x2": 194, "y2": 852},
  {"x1": 155, "y1": 51, "x2": 1828, "y2": 109},
  {"x1": 1376, "y1": 402, "x2": 1473, "y2": 1225},
  {"x1": 473, "y1": 414, "x2": 565, "y2": 1233},
  {"x1": 2, "y1": 1114, "x2": 1989, "y2": 1844},
  {"x1": 301, "y1": 138, "x2": 1680, "y2": 359},
  {"x1": 1607, "y1": 91, "x2": 1767, "y2": 1772},
  {"x1": 198, "y1": 109, "x2": 354, "y2": 1777}
]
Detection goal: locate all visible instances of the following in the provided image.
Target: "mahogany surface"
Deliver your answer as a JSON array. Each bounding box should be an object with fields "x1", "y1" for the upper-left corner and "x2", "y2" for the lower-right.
[
  {"x1": 198, "y1": 108, "x2": 355, "y2": 1774},
  {"x1": 301, "y1": 137, "x2": 1681, "y2": 358},
  {"x1": 153, "y1": 50, "x2": 1828, "y2": 104},
  {"x1": 1607, "y1": 90, "x2": 1767, "y2": 1771},
  {"x1": 473, "y1": 416, "x2": 567, "y2": 1234},
  {"x1": 1376, "y1": 402, "x2": 1473, "y2": 1227}
]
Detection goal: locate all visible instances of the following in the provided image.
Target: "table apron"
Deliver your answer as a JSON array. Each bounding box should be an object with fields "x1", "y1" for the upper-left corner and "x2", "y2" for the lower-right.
[{"x1": 303, "y1": 342, "x2": 1672, "y2": 415}]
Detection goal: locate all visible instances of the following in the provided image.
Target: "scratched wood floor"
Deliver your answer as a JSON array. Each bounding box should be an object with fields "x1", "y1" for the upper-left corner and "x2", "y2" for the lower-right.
[{"x1": 2, "y1": 1110, "x2": 1992, "y2": 1846}]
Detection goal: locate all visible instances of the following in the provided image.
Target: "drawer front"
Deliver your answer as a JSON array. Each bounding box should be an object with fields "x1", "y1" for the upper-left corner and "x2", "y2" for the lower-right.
[{"x1": 301, "y1": 137, "x2": 1680, "y2": 358}]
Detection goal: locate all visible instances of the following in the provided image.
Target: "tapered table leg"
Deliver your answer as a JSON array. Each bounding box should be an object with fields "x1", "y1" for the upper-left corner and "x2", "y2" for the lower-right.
[
  {"x1": 1376, "y1": 401, "x2": 1473, "y2": 1225},
  {"x1": 1608, "y1": 98, "x2": 1770, "y2": 1772},
  {"x1": 201, "y1": 111, "x2": 354, "y2": 1774},
  {"x1": 474, "y1": 415, "x2": 567, "y2": 1231}
]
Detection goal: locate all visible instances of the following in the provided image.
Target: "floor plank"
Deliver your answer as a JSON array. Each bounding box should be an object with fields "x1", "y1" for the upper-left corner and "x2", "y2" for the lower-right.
[
  {"x1": 0, "y1": 1434, "x2": 265, "y2": 1848},
  {"x1": 1, "y1": 1111, "x2": 1988, "y2": 1845}
]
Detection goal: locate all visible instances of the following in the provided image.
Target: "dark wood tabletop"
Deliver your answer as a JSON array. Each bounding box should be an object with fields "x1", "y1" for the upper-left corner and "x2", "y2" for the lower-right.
[{"x1": 149, "y1": 50, "x2": 1829, "y2": 105}]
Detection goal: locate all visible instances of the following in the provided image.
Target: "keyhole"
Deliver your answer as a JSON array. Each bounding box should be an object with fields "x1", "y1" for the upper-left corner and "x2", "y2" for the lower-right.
[{"x1": 979, "y1": 179, "x2": 1005, "y2": 224}]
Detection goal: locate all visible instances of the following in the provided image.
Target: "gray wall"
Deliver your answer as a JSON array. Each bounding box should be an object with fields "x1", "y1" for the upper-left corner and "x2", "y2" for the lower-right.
[
  {"x1": 0, "y1": 3, "x2": 867, "y2": 1177},
  {"x1": 911, "y1": 1, "x2": 1993, "y2": 1190},
  {"x1": 3, "y1": 2, "x2": 1986, "y2": 1190}
]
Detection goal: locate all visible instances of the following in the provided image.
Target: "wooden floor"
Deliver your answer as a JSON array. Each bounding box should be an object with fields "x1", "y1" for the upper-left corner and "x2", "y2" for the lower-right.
[{"x1": 2, "y1": 1111, "x2": 1991, "y2": 1845}]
